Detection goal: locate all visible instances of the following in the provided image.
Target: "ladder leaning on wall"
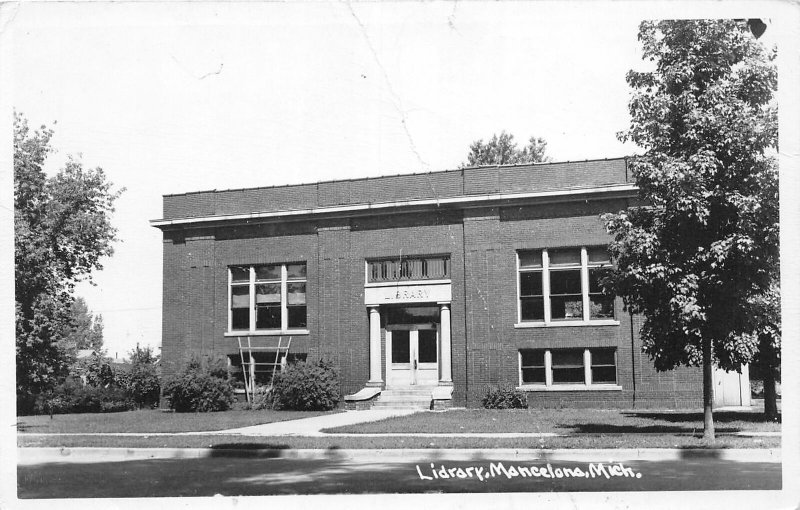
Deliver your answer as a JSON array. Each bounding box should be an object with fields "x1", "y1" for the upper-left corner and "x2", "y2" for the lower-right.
[{"x1": 236, "y1": 336, "x2": 292, "y2": 404}]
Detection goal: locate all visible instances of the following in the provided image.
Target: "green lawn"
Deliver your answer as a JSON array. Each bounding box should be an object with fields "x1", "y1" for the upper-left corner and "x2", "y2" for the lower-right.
[
  {"x1": 322, "y1": 408, "x2": 781, "y2": 434},
  {"x1": 16, "y1": 409, "x2": 336, "y2": 434},
  {"x1": 17, "y1": 433, "x2": 779, "y2": 450}
]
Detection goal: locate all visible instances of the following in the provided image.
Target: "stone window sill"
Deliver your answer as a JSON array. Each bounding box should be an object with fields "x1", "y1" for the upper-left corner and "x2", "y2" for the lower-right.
[
  {"x1": 224, "y1": 330, "x2": 310, "y2": 337},
  {"x1": 517, "y1": 384, "x2": 623, "y2": 392},
  {"x1": 514, "y1": 320, "x2": 620, "y2": 328}
]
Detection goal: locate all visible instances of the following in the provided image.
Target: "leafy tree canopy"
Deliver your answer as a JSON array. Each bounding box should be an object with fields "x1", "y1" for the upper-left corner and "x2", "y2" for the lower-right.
[
  {"x1": 59, "y1": 297, "x2": 105, "y2": 355},
  {"x1": 15, "y1": 112, "x2": 123, "y2": 411},
  {"x1": 606, "y1": 19, "x2": 778, "y2": 372},
  {"x1": 461, "y1": 131, "x2": 551, "y2": 168},
  {"x1": 605, "y1": 19, "x2": 780, "y2": 433}
]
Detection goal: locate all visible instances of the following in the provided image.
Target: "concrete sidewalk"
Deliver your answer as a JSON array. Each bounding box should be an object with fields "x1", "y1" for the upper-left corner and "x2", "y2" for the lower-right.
[{"x1": 218, "y1": 408, "x2": 420, "y2": 436}]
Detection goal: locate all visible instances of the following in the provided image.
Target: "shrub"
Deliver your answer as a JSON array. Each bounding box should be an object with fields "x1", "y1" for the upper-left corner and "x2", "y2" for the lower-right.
[
  {"x1": 116, "y1": 363, "x2": 161, "y2": 409},
  {"x1": 162, "y1": 355, "x2": 235, "y2": 412},
  {"x1": 33, "y1": 378, "x2": 135, "y2": 414},
  {"x1": 482, "y1": 385, "x2": 528, "y2": 409},
  {"x1": 271, "y1": 359, "x2": 340, "y2": 411},
  {"x1": 242, "y1": 385, "x2": 273, "y2": 411},
  {"x1": 115, "y1": 347, "x2": 161, "y2": 409}
]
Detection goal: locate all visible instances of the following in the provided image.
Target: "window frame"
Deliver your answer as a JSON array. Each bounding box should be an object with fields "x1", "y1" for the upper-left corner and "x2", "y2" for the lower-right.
[
  {"x1": 517, "y1": 348, "x2": 620, "y2": 391},
  {"x1": 515, "y1": 247, "x2": 619, "y2": 327},
  {"x1": 226, "y1": 263, "x2": 309, "y2": 335}
]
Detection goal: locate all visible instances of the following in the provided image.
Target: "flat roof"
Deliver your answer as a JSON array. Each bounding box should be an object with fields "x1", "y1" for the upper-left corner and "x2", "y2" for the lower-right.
[{"x1": 161, "y1": 156, "x2": 628, "y2": 198}]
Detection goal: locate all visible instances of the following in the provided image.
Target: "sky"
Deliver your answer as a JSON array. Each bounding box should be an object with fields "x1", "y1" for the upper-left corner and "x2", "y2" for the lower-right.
[{"x1": 1, "y1": 0, "x2": 793, "y2": 362}]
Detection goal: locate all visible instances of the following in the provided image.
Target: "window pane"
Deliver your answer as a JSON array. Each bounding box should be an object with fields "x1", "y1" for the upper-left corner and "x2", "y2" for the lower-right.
[
  {"x1": 520, "y1": 271, "x2": 543, "y2": 296},
  {"x1": 552, "y1": 367, "x2": 585, "y2": 384},
  {"x1": 521, "y1": 297, "x2": 545, "y2": 321},
  {"x1": 521, "y1": 350, "x2": 545, "y2": 367},
  {"x1": 550, "y1": 296, "x2": 583, "y2": 320},
  {"x1": 256, "y1": 305, "x2": 281, "y2": 329},
  {"x1": 519, "y1": 251, "x2": 543, "y2": 269},
  {"x1": 592, "y1": 366, "x2": 617, "y2": 384},
  {"x1": 230, "y1": 267, "x2": 250, "y2": 282},
  {"x1": 386, "y1": 306, "x2": 439, "y2": 325},
  {"x1": 550, "y1": 270, "x2": 582, "y2": 294},
  {"x1": 552, "y1": 350, "x2": 584, "y2": 367},
  {"x1": 287, "y1": 282, "x2": 306, "y2": 305},
  {"x1": 231, "y1": 285, "x2": 250, "y2": 308},
  {"x1": 591, "y1": 349, "x2": 616, "y2": 366},
  {"x1": 589, "y1": 268, "x2": 612, "y2": 293},
  {"x1": 231, "y1": 308, "x2": 249, "y2": 330},
  {"x1": 590, "y1": 295, "x2": 615, "y2": 319},
  {"x1": 588, "y1": 247, "x2": 611, "y2": 264},
  {"x1": 286, "y1": 263, "x2": 307, "y2": 279},
  {"x1": 287, "y1": 306, "x2": 307, "y2": 328},
  {"x1": 418, "y1": 330, "x2": 437, "y2": 363},
  {"x1": 255, "y1": 283, "x2": 281, "y2": 304},
  {"x1": 548, "y1": 249, "x2": 581, "y2": 266},
  {"x1": 255, "y1": 265, "x2": 281, "y2": 281},
  {"x1": 391, "y1": 331, "x2": 410, "y2": 363},
  {"x1": 522, "y1": 367, "x2": 546, "y2": 384}
]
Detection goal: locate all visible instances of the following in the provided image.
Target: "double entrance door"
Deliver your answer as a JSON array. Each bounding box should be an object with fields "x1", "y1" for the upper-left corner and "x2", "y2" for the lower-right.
[{"x1": 387, "y1": 325, "x2": 438, "y2": 388}]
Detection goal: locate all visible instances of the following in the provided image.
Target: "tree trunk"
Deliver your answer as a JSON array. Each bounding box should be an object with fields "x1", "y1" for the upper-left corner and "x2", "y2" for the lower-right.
[
  {"x1": 763, "y1": 367, "x2": 778, "y2": 421},
  {"x1": 702, "y1": 336, "x2": 715, "y2": 443}
]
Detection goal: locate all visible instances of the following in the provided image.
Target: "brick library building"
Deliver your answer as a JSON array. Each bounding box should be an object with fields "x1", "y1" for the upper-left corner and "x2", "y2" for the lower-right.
[{"x1": 151, "y1": 157, "x2": 750, "y2": 410}]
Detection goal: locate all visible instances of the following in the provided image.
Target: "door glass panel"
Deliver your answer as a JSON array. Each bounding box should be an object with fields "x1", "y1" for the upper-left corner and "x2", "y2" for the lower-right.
[
  {"x1": 391, "y1": 331, "x2": 410, "y2": 364},
  {"x1": 418, "y1": 330, "x2": 437, "y2": 363}
]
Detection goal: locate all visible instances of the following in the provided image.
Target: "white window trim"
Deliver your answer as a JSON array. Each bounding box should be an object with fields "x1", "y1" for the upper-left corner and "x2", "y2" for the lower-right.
[
  {"x1": 517, "y1": 348, "x2": 621, "y2": 391},
  {"x1": 516, "y1": 246, "x2": 619, "y2": 327},
  {"x1": 227, "y1": 263, "x2": 308, "y2": 335}
]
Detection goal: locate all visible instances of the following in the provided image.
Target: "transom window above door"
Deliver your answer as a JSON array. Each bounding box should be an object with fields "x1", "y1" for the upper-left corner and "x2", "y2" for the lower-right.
[
  {"x1": 517, "y1": 247, "x2": 616, "y2": 326},
  {"x1": 367, "y1": 255, "x2": 450, "y2": 283},
  {"x1": 229, "y1": 263, "x2": 307, "y2": 333}
]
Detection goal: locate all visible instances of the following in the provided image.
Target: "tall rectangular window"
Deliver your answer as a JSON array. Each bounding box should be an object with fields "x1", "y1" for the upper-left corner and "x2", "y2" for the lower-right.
[
  {"x1": 518, "y1": 251, "x2": 544, "y2": 321},
  {"x1": 229, "y1": 263, "x2": 307, "y2": 332},
  {"x1": 517, "y1": 247, "x2": 615, "y2": 324},
  {"x1": 587, "y1": 248, "x2": 614, "y2": 319}
]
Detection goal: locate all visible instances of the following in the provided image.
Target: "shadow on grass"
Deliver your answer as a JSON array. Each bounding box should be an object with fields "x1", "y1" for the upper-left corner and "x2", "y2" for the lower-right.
[
  {"x1": 558, "y1": 410, "x2": 780, "y2": 434},
  {"x1": 557, "y1": 424, "x2": 743, "y2": 434},
  {"x1": 625, "y1": 411, "x2": 781, "y2": 424},
  {"x1": 15, "y1": 420, "x2": 43, "y2": 433}
]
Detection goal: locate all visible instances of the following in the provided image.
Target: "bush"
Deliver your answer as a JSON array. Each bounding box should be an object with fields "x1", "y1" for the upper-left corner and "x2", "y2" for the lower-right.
[
  {"x1": 271, "y1": 359, "x2": 340, "y2": 411},
  {"x1": 33, "y1": 378, "x2": 135, "y2": 414},
  {"x1": 116, "y1": 363, "x2": 160, "y2": 409},
  {"x1": 162, "y1": 356, "x2": 235, "y2": 412},
  {"x1": 482, "y1": 385, "x2": 528, "y2": 409},
  {"x1": 241, "y1": 385, "x2": 273, "y2": 411}
]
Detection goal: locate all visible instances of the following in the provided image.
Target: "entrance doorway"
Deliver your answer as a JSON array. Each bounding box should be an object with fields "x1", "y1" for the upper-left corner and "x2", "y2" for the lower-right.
[{"x1": 387, "y1": 326, "x2": 438, "y2": 388}]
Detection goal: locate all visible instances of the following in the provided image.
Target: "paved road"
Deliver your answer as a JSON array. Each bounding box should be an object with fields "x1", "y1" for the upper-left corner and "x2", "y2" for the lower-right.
[{"x1": 18, "y1": 451, "x2": 780, "y2": 497}]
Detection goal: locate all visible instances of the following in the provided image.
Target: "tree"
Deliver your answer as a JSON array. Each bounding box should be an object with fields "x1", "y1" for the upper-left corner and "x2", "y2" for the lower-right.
[
  {"x1": 60, "y1": 297, "x2": 105, "y2": 355},
  {"x1": 460, "y1": 131, "x2": 551, "y2": 167},
  {"x1": 15, "y1": 112, "x2": 123, "y2": 413},
  {"x1": 604, "y1": 20, "x2": 779, "y2": 441}
]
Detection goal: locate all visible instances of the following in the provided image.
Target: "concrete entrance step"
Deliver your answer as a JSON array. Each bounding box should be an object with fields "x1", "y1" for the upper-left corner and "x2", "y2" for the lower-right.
[{"x1": 373, "y1": 387, "x2": 435, "y2": 409}]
